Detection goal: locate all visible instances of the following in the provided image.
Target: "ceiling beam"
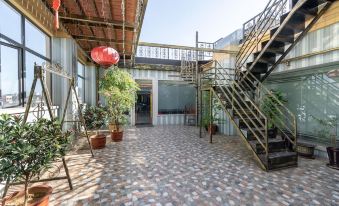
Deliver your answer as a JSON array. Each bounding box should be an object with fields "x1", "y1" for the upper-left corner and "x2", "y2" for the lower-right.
[
  {"x1": 63, "y1": 22, "x2": 134, "y2": 32},
  {"x1": 131, "y1": 0, "x2": 149, "y2": 66},
  {"x1": 59, "y1": 14, "x2": 135, "y2": 30},
  {"x1": 74, "y1": 35, "x2": 133, "y2": 45}
]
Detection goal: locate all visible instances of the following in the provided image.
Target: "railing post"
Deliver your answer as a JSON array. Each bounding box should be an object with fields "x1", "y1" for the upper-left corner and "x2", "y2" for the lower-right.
[
  {"x1": 209, "y1": 89, "x2": 213, "y2": 143},
  {"x1": 265, "y1": 118, "x2": 269, "y2": 166}
]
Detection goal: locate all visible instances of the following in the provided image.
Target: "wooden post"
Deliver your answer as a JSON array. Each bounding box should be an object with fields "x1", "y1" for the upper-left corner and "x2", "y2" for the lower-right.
[
  {"x1": 71, "y1": 78, "x2": 94, "y2": 157},
  {"x1": 3, "y1": 63, "x2": 75, "y2": 197}
]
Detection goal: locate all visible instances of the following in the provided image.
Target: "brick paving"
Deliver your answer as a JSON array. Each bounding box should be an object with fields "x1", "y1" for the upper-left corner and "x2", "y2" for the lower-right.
[{"x1": 5, "y1": 126, "x2": 339, "y2": 205}]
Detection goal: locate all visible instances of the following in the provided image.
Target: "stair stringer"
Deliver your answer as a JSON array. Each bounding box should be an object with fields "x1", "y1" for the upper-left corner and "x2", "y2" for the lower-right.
[{"x1": 210, "y1": 88, "x2": 268, "y2": 171}]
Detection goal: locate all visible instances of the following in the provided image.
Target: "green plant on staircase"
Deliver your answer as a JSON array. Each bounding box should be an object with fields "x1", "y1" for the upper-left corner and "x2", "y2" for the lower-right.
[{"x1": 260, "y1": 90, "x2": 287, "y2": 138}]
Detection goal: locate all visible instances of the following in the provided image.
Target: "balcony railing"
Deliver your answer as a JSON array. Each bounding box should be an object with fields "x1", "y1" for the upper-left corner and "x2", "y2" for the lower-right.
[{"x1": 136, "y1": 42, "x2": 216, "y2": 61}]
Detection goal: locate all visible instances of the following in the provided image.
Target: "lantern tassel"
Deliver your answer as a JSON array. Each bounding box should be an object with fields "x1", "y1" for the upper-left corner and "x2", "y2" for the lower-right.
[{"x1": 54, "y1": 11, "x2": 59, "y2": 29}]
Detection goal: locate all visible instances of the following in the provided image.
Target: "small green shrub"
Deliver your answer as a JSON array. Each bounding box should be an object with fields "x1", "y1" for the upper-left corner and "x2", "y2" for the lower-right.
[{"x1": 0, "y1": 114, "x2": 71, "y2": 206}]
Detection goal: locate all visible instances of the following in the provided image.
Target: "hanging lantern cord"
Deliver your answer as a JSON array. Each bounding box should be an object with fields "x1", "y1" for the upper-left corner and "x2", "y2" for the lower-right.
[{"x1": 121, "y1": 0, "x2": 126, "y2": 67}]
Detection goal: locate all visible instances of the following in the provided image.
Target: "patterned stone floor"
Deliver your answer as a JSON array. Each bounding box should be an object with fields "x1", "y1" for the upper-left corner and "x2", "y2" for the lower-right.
[{"x1": 4, "y1": 126, "x2": 339, "y2": 205}]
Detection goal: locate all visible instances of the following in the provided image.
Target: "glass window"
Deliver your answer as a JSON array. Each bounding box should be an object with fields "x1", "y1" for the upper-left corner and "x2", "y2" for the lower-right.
[
  {"x1": 25, "y1": 19, "x2": 50, "y2": 58},
  {"x1": 77, "y1": 62, "x2": 85, "y2": 103},
  {"x1": 0, "y1": 0, "x2": 22, "y2": 43},
  {"x1": 0, "y1": 45, "x2": 20, "y2": 108},
  {"x1": 158, "y1": 81, "x2": 196, "y2": 114},
  {"x1": 267, "y1": 72, "x2": 339, "y2": 145},
  {"x1": 0, "y1": 1, "x2": 51, "y2": 109}
]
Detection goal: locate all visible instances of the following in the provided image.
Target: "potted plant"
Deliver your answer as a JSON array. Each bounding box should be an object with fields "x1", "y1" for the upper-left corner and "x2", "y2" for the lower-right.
[
  {"x1": 311, "y1": 115, "x2": 338, "y2": 168},
  {"x1": 202, "y1": 92, "x2": 223, "y2": 135},
  {"x1": 84, "y1": 105, "x2": 108, "y2": 149},
  {"x1": 99, "y1": 67, "x2": 139, "y2": 142},
  {"x1": 0, "y1": 114, "x2": 71, "y2": 206},
  {"x1": 261, "y1": 90, "x2": 287, "y2": 138}
]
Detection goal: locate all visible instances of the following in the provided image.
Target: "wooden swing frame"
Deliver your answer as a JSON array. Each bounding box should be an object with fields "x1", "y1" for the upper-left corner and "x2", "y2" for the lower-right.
[{"x1": 2, "y1": 63, "x2": 94, "y2": 198}]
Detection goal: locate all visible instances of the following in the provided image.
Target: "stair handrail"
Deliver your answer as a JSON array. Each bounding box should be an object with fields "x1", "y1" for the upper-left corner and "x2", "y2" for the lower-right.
[
  {"x1": 239, "y1": 69, "x2": 297, "y2": 146},
  {"x1": 213, "y1": 69, "x2": 268, "y2": 153},
  {"x1": 236, "y1": 0, "x2": 288, "y2": 74}
]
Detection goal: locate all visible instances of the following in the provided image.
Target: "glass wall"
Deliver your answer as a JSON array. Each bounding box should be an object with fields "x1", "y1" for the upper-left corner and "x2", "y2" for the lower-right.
[
  {"x1": 0, "y1": 0, "x2": 51, "y2": 108},
  {"x1": 158, "y1": 81, "x2": 196, "y2": 114},
  {"x1": 267, "y1": 71, "x2": 339, "y2": 145},
  {"x1": 77, "y1": 61, "x2": 85, "y2": 103}
]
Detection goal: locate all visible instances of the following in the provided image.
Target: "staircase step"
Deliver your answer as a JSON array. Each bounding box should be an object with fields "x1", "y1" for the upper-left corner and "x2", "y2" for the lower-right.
[
  {"x1": 279, "y1": 11, "x2": 306, "y2": 33},
  {"x1": 270, "y1": 27, "x2": 295, "y2": 44},
  {"x1": 246, "y1": 62, "x2": 268, "y2": 74},
  {"x1": 240, "y1": 127, "x2": 266, "y2": 141},
  {"x1": 260, "y1": 151, "x2": 298, "y2": 170},
  {"x1": 261, "y1": 39, "x2": 286, "y2": 50},
  {"x1": 249, "y1": 138, "x2": 286, "y2": 154},
  {"x1": 238, "y1": 118, "x2": 265, "y2": 129},
  {"x1": 293, "y1": 0, "x2": 328, "y2": 10}
]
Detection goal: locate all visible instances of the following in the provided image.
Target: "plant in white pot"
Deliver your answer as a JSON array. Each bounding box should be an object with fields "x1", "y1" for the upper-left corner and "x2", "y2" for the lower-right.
[
  {"x1": 0, "y1": 114, "x2": 71, "y2": 206},
  {"x1": 99, "y1": 67, "x2": 139, "y2": 142}
]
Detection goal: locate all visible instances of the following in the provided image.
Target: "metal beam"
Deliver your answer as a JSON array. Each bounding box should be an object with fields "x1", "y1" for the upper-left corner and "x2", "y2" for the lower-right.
[
  {"x1": 138, "y1": 42, "x2": 239, "y2": 54},
  {"x1": 59, "y1": 14, "x2": 135, "y2": 30},
  {"x1": 131, "y1": 0, "x2": 149, "y2": 66},
  {"x1": 74, "y1": 35, "x2": 133, "y2": 45}
]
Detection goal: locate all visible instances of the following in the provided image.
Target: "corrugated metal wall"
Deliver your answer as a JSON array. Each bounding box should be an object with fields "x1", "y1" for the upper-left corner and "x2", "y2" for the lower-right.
[{"x1": 275, "y1": 22, "x2": 339, "y2": 73}]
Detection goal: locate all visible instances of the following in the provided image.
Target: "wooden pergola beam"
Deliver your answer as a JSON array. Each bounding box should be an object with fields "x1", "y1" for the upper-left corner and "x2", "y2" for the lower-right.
[
  {"x1": 74, "y1": 35, "x2": 133, "y2": 45},
  {"x1": 59, "y1": 14, "x2": 135, "y2": 30}
]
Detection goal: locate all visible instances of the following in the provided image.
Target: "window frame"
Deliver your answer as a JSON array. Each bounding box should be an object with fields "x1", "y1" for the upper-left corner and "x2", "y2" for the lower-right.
[
  {"x1": 77, "y1": 61, "x2": 86, "y2": 103},
  {"x1": 0, "y1": 0, "x2": 51, "y2": 108}
]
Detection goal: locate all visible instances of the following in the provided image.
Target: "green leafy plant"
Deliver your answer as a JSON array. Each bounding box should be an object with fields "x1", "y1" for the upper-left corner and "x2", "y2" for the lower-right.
[
  {"x1": 99, "y1": 67, "x2": 139, "y2": 131},
  {"x1": 202, "y1": 91, "x2": 224, "y2": 128},
  {"x1": 261, "y1": 90, "x2": 287, "y2": 129},
  {"x1": 311, "y1": 115, "x2": 337, "y2": 146},
  {"x1": 0, "y1": 114, "x2": 71, "y2": 206},
  {"x1": 83, "y1": 105, "x2": 108, "y2": 131}
]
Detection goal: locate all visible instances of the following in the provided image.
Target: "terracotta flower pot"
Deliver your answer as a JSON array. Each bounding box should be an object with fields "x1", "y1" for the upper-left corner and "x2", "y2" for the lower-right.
[
  {"x1": 208, "y1": 124, "x2": 217, "y2": 135},
  {"x1": 111, "y1": 131, "x2": 123, "y2": 142},
  {"x1": 327, "y1": 147, "x2": 339, "y2": 167},
  {"x1": 90, "y1": 134, "x2": 106, "y2": 149},
  {"x1": 2, "y1": 185, "x2": 52, "y2": 206}
]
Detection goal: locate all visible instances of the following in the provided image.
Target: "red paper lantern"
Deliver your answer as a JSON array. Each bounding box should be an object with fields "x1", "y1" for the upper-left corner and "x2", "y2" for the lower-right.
[
  {"x1": 52, "y1": 0, "x2": 61, "y2": 29},
  {"x1": 91, "y1": 46, "x2": 120, "y2": 67}
]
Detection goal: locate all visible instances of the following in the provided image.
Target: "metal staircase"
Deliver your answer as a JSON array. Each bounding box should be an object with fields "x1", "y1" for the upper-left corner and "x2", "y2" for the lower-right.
[{"x1": 196, "y1": 0, "x2": 336, "y2": 171}]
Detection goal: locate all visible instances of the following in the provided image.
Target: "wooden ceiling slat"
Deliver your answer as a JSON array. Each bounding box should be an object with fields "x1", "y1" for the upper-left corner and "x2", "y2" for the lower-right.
[{"x1": 45, "y1": 0, "x2": 144, "y2": 62}]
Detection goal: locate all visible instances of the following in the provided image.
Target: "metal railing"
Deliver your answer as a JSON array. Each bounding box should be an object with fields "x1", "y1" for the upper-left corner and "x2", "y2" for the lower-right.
[
  {"x1": 201, "y1": 60, "x2": 298, "y2": 165},
  {"x1": 136, "y1": 42, "x2": 215, "y2": 61},
  {"x1": 236, "y1": 0, "x2": 289, "y2": 73},
  {"x1": 241, "y1": 69, "x2": 297, "y2": 148},
  {"x1": 180, "y1": 58, "x2": 197, "y2": 83},
  {"x1": 201, "y1": 61, "x2": 269, "y2": 161}
]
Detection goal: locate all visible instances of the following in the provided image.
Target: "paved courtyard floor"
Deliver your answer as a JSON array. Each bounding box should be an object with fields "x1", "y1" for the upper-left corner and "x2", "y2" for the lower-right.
[{"x1": 4, "y1": 126, "x2": 339, "y2": 205}]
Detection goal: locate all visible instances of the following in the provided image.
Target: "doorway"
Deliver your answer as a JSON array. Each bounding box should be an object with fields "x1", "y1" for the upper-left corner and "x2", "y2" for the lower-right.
[{"x1": 136, "y1": 90, "x2": 152, "y2": 125}]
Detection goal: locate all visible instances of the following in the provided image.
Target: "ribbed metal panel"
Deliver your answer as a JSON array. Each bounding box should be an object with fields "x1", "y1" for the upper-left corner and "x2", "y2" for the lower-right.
[{"x1": 275, "y1": 22, "x2": 339, "y2": 73}]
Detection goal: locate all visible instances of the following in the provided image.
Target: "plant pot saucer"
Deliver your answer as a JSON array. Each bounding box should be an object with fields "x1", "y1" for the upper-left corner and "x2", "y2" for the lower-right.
[{"x1": 326, "y1": 163, "x2": 339, "y2": 170}]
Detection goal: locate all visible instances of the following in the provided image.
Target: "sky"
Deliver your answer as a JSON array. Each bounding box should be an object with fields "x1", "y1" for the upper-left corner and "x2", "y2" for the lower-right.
[{"x1": 139, "y1": 0, "x2": 269, "y2": 46}]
